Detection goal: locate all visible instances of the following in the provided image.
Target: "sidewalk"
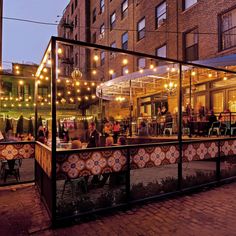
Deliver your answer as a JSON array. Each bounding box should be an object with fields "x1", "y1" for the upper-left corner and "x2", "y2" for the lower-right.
[{"x1": 1, "y1": 183, "x2": 236, "y2": 236}]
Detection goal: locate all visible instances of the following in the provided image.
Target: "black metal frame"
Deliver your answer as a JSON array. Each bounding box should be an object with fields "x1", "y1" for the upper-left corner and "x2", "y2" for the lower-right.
[{"x1": 36, "y1": 36, "x2": 236, "y2": 225}]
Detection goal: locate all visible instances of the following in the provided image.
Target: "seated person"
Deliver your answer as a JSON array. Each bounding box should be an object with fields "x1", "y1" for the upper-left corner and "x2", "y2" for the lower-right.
[
  {"x1": 138, "y1": 121, "x2": 148, "y2": 136},
  {"x1": 208, "y1": 110, "x2": 217, "y2": 128},
  {"x1": 71, "y1": 139, "x2": 82, "y2": 149},
  {"x1": 105, "y1": 136, "x2": 114, "y2": 146},
  {"x1": 117, "y1": 136, "x2": 126, "y2": 145}
]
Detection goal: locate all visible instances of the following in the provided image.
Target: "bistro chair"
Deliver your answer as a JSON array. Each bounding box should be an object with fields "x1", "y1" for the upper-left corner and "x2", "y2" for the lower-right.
[
  {"x1": 1, "y1": 159, "x2": 22, "y2": 183},
  {"x1": 208, "y1": 121, "x2": 221, "y2": 136},
  {"x1": 163, "y1": 122, "x2": 173, "y2": 136}
]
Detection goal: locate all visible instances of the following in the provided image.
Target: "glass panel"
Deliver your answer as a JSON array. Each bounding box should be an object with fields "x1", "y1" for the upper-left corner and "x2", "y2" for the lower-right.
[
  {"x1": 212, "y1": 92, "x2": 224, "y2": 113},
  {"x1": 228, "y1": 90, "x2": 236, "y2": 112}
]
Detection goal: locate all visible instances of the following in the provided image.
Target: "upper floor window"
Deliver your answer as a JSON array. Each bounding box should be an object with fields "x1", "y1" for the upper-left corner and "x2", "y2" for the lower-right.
[
  {"x1": 100, "y1": 24, "x2": 105, "y2": 35},
  {"x1": 100, "y1": 0, "x2": 105, "y2": 14},
  {"x1": 121, "y1": 0, "x2": 128, "y2": 19},
  {"x1": 122, "y1": 32, "x2": 128, "y2": 50},
  {"x1": 220, "y1": 7, "x2": 236, "y2": 51},
  {"x1": 71, "y1": 3, "x2": 74, "y2": 15},
  {"x1": 110, "y1": 11, "x2": 116, "y2": 30},
  {"x1": 92, "y1": 32, "x2": 96, "y2": 43},
  {"x1": 156, "y1": 44, "x2": 167, "y2": 57},
  {"x1": 101, "y1": 51, "x2": 105, "y2": 65},
  {"x1": 110, "y1": 41, "x2": 116, "y2": 56},
  {"x1": 184, "y1": 28, "x2": 198, "y2": 61},
  {"x1": 137, "y1": 58, "x2": 146, "y2": 69},
  {"x1": 137, "y1": 17, "x2": 145, "y2": 41},
  {"x1": 74, "y1": 15, "x2": 78, "y2": 28},
  {"x1": 75, "y1": 0, "x2": 78, "y2": 8},
  {"x1": 183, "y1": 0, "x2": 198, "y2": 10},
  {"x1": 156, "y1": 1, "x2": 167, "y2": 28},
  {"x1": 93, "y1": 8, "x2": 96, "y2": 23}
]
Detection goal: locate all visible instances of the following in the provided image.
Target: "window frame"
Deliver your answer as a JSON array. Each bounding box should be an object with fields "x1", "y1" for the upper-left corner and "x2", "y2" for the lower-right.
[
  {"x1": 183, "y1": 27, "x2": 199, "y2": 61},
  {"x1": 110, "y1": 11, "x2": 116, "y2": 31},
  {"x1": 122, "y1": 31, "x2": 128, "y2": 50},
  {"x1": 100, "y1": 23, "x2": 105, "y2": 35},
  {"x1": 219, "y1": 5, "x2": 236, "y2": 51},
  {"x1": 100, "y1": 51, "x2": 105, "y2": 66},
  {"x1": 137, "y1": 17, "x2": 146, "y2": 41},
  {"x1": 121, "y1": 0, "x2": 128, "y2": 19},
  {"x1": 155, "y1": 1, "x2": 167, "y2": 29},
  {"x1": 183, "y1": 0, "x2": 198, "y2": 11},
  {"x1": 156, "y1": 44, "x2": 167, "y2": 58},
  {"x1": 92, "y1": 8, "x2": 97, "y2": 23},
  {"x1": 100, "y1": 0, "x2": 105, "y2": 14}
]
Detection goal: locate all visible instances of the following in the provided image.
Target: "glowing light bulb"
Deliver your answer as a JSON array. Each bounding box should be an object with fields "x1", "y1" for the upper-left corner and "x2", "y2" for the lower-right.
[
  {"x1": 92, "y1": 70, "x2": 97, "y2": 75},
  {"x1": 109, "y1": 69, "x2": 114, "y2": 75},
  {"x1": 57, "y1": 48, "x2": 62, "y2": 54},
  {"x1": 122, "y1": 59, "x2": 128, "y2": 65}
]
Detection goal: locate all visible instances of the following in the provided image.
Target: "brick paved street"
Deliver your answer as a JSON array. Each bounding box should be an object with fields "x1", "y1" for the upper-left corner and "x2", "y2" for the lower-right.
[{"x1": 1, "y1": 183, "x2": 236, "y2": 236}]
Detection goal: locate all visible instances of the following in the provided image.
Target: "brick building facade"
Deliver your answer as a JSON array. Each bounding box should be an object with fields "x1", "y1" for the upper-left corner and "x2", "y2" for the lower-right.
[{"x1": 57, "y1": 0, "x2": 236, "y2": 120}]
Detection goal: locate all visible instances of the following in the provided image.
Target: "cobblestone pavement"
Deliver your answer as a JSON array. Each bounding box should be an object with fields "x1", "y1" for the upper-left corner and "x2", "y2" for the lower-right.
[{"x1": 1, "y1": 183, "x2": 236, "y2": 236}]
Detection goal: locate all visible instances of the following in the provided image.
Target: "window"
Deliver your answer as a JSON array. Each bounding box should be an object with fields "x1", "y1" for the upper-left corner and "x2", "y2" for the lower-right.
[
  {"x1": 137, "y1": 17, "x2": 145, "y2": 41},
  {"x1": 92, "y1": 32, "x2": 96, "y2": 43},
  {"x1": 110, "y1": 41, "x2": 116, "y2": 56},
  {"x1": 100, "y1": 24, "x2": 105, "y2": 35},
  {"x1": 38, "y1": 86, "x2": 48, "y2": 97},
  {"x1": 212, "y1": 92, "x2": 224, "y2": 113},
  {"x1": 74, "y1": 15, "x2": 77, "y2": 28},
  {"x1": 101, "y1": 51, "x2": 105, "y2": 65},
  {"x1": 156, "y1": 44, "x2": 167, "y2": 57},
  {"x1": 111, "y1": 72, "x2": 116, "y2": 79},
  {"x1": 100, "y1": 0, "x2": 105, "y2": 13},
  {"x1": 156, "y1": 1, "x2": 166, "y2": 28},
  {"x1": 75, "y1": 53, "x2": 78, "y2": 66},
  {"x1": 184, "y1": 28, "x2": 198, "y2": 61},
  {"x1": 122, "y1": 32, "x2": 128, "y2": 50},
  {"x1": 110, "y1": 11, "x2": 116, "y2": 30},
  {"x1": 75, "y1": 0, "x2": 78, "y2": 8},
  {"x1": 220, "y1": 7, "x2": 236, "y2": 50},
  {"x1": 228, "y1": 90, "x2": 236, "y2": 112},
  {"x1": 71, "y1": 3, "x2": 74, "y2": 15},
  {"x1": 122, "y1": 66, "x2": 129, "y2": 75},
  {"x1": 137, "y1": 58, "x2": 146, "y2": 69},
  {"x1": 121, "y1": 0, "x2": 128, "y2": 19},
  {"x1": 183, "y1": 0, "x2": 198, "y2": 10},
  {"x1": 75, "y1": 34, "x2": 77, "y2": 41},
  {"x1": 92, "y1": 8, "x2": 96, "y2": 23}
]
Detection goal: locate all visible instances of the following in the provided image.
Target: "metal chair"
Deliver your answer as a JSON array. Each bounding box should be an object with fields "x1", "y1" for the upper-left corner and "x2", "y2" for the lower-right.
[
  {"x1": 208, "y1": 121, "x2": 221, "y2": 136},
  {"x1": 163, "y1": 122, "x2": 173, "y2": 136},
  {"x1": 1, "y1": 159, "x2": 22, "y2": 182}
]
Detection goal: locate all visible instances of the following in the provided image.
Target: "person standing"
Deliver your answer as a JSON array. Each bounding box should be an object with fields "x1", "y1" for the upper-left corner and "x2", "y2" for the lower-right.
[
  {"x1": 87, "y1": 122, "x2": 100, "y2": 148},
  {"x1": 113, "y1": 121, "x2": 120, "y2": 143}
]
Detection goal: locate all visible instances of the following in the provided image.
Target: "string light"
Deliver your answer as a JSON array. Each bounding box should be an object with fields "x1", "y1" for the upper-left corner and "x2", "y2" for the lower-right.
[
  {"x1": 19, "y1": 80, "x2": 24, "y2": 85},
  {"x1": 43, "y1": 68, "x2": 48, "y2": 73},
  {"x1": 92, "y1": 70, "x2": 97, "y2": 75},
  {"x1": 223, "y1": 76, "x2": 228, "y2": 81},
  {"x1": 122, "y1": 58, "x2": 128, "y2": 65},
  {"x1": 57, "y1": 48, "x2": 62, "y2": 54},
  {"x1": 109, "y1": 69, "x2": 114, "y2": 75},
  {"x1": 191, "y1": 71, "x2": 196, "y2": 76}
]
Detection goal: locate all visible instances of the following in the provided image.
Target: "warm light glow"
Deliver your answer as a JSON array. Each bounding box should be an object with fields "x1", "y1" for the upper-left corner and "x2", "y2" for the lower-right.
[
  {"x1": 3, "y1": 104, "x2": 6, "y2": 107},
  {"x1": 57, "y1": 69, "x2": 61, "y2": 74},
  {"x1": 85, "y1": 96, "x2": 89, "y2": 100},
  {"x1": 18, "y1": 104, "x2": 22, "y2": 107},
  {"x1": 57, "y1": 79, "x2": 61, "y2": 83},
  {"x1": 58, "y1": 92, "x2": 62, "y2": 97},
  {"x1": 15, "y1": 65, "x2": 19, "y2": 70},
  {"x1": 77, "y1": 89, "x2": 81, "y2": 93},
  {"x1": 92, "y1": 70, "x2": 97, "y2": 75},
  {"x1": 47, "y1": 59, "x2": 52, "y2": 65},
  {"x1": 84, "y1": 82, "x2": 88, "y2": 85},
  {"x1": 150, "y1": 64, "x2": 154, "y2": 69},
  {"x1": 43, "y1": 68, "x2": 48, "y2": 73},
  {"x1": 223, "y1": 76, "x2": 228, "y2": 81},
  {"x1": 87, "y1": 87, "x2": 91, "y2": 91},
  {"x1": 122, "y1": 59, "x2": 128, "y2": 65},
  {"x1": 94, "y1": 54, "x2": 99, "y2": 61},
  {"x1": 109, "y1": 69, "x2": 114, "y2": 75},
  {"x1": 11, "y1": 104, "x2": 14, "y2": 107},
  {"x1": 67, "y1": 91, "x2": 71, "y2": 95},
  {"x1": 26, "y1": 104, "x2": 29, "y2": 107},
  {"x1": 92, "y1": 95, "x2": 96, "y2": 99},
  {"x1": 115, "y1": 96, "x2": 126, "y2": 102},
  {"x1": 45, "y1": 77, "x2": 49, "y2": 81},
  {"x1": 58, "y1": 48, "x2": 62, "y2": 54},
  {"x1": 139, "y1": 69, "x2": 144, "y2": 73},
  {"x1": 66, "y1": 79, "x2": 70, "y2": 83},
  {"x1": 124, "y1": 69, "x2": 129, "y2": 74},
  {"x1": 76, "y1": 81, "x2": 80, "y2": 86},
  {"x1": 171, "y1": 68, "x2": 176, "y2": 72},
  {"x1": 191, "y1": 71, "x2": 196, "y2": 76},
  {"x1": 91, "y1": 82, "x2": 95, "y2": 86},
  {"x1": 39, "y1": 75, "x2": 44, "y2": 79},
  {"x1": 19, "y1": 80, "x2": 24, "y2": 85},
  {"x1": 16, "y1": 70, "x2": 20, "y2": 75},
  {"x1": 208, "y1": 73, "x2": 212, "y2": 78},
  {"x1": 77, "y1": 97, "x2": 81, "y2": 101},
  {"x1": 153, "y1": 68, "x2": 157, "y2": 72}
]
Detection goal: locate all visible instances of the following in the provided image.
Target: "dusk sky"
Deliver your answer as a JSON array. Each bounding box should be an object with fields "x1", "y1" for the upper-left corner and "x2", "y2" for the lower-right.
[{"x1": 3, "y1": 0, "x2": 69, "y2": 69}]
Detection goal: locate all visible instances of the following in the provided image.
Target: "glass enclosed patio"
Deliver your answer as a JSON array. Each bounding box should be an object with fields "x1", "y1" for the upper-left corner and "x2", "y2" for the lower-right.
[{"x1": 1, "y1": 36, "x2": 236, "y2": 224}]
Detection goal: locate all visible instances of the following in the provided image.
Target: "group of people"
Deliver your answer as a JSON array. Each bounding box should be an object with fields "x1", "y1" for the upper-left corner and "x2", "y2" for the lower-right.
[{"x1": 0, "y1": 129, "x2": 34, "y2": 142}]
